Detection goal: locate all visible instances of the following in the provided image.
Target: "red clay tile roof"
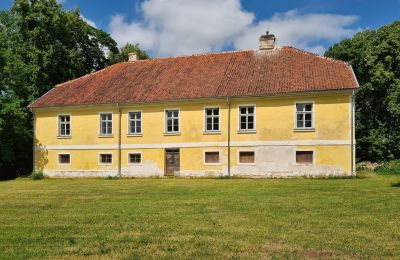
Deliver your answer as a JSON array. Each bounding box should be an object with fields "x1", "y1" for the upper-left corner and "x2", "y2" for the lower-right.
[{"x1": 30, "y1": 46, "x2": 358, "y2": 108}]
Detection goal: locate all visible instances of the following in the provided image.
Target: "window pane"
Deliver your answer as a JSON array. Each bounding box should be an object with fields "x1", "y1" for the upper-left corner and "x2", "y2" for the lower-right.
[
  {"x1": 205, "y1": 152, "x2": 219, "y2": 163},
  {"x1": 129, "y1": 153, "x2": 141, "y2": 164},
  {"x1": 136, "y1": 125, "x2": 141, "y2": 133},
  {"x1": 173, "y1": 111, "x2": 179, "y2": 117},
  {"x1": 296, "y1": 151, "x2": 313, "y2": 164},
  {"x1": 173, "y1": 119, "x2": 179, "y2": 127},
  {"x1": 248, "y1": 122, "x2": 254, "y2": 129},
  {"x1": 213, "y1": 122, "x2": 219, "y2": 131},
  {"x1": 305, "y1": 104, "x2": 312, "y2": 111},
  {"x1": 297, "y1": 114, "x2": 304, "y2": 121},
  {"x1": 297, "y1": 120, "x2": 304, "y2": 128},
  {"x1": 207, "y1": 123, "x2": 213, "y2": 130},
  {"x1": 173, "y1": 124, "x2": 179, "y2": 132},
  {"x1": 296, "y1": 103, "x2": 304, "y2": 111},
  {"x1": 239, "y1": 151, "x2": 255, "y2": 163},
  {"x1": 240, "y1": 107, "x2": 247, "y2": 114},
  {"x1": 305, "y1": 121, "x2": 312, "y2": 128},
  {"x1": 241, "y1": 122, "x2": 247, "y2": 129},
  {"x1": 214, "y1": 109, "x2": 219, "y2": 115},
  {"x1": 305, "y1": 113, "x2": 312, "y2": 120},
  {"x1": 247, "y1": 107, "x2": 254, "y2": 114},
  {"x1": 167, "y1": 125, "x2": 172, "y2": 132},
  {"x1": 248, "y1": 116, "x2": 254, "y2": 123},
  {"x1": 136, "y1": 112, "x2": 141, "y2": 119},
  {"x1": 207, "y1": 117, "x2": 212, "y2": 124},
  {"x1": 206, "y1": 109, "x2": 212, "y2": 116}
]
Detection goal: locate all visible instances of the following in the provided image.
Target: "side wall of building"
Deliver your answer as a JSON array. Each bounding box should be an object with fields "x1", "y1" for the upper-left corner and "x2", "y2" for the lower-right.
[{"x1": 34, "y1": 92, "x2": 354, "y2": 178}]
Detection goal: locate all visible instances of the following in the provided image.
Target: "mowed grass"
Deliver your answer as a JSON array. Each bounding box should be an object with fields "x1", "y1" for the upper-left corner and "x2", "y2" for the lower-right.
[{"x1": 1, "y1": 174, "x2": 400, "y2": 259}]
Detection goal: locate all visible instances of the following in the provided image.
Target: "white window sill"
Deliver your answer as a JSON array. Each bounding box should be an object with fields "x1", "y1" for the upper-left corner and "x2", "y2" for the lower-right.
[
  {"x1": 128, "y1": 163, "x2": 142, "y2": 166},
  {"x1": 203, "y1": 131, "x2": 221, "y2": 135},
  {"x1": 127, "y1": 133, "x2": 143, "y2": 137},
  {"x1": 98, "y1": 163, "x2": 113, "y2": 166},
  {"x1": 237, "y1": 130, "x2": 256, "y2": 134},
  {"x1": 164, "y1": 132, "x2": 181, "y2": 136},
  {"x1": 203, "y1": 163, "x2": 221, "y2": 166},
  {"x1": 238, "y1": 163, "x2": 256, "y2": 166},
  {"x1": 57, "y1": 136, "x2": 72, "y2": 139},
  {"x1": 98, "y1": 135, "x2": 114, "y2": 138},
  {"x1": 294, "y1": 128, "x2": 315, "y2": 132}
]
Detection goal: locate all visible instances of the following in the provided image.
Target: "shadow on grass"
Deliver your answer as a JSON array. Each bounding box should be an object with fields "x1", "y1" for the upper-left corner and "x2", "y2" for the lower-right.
[{"x1": 391, "y1": 182, "x2": 400, "y2": 188}]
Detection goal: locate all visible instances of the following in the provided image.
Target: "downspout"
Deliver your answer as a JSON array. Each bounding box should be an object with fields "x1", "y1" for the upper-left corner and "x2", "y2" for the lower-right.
[
  {"x1": 227, "y1": 97, "x2": 231, "y2": 178},
  {"x1": 117, "y1": 103, "x2": 122, "y2": 178},
  {"x1": 351, "y1": 90, "x2": 355, "y2": 176},
  {"x1": 32, "y1": 111, "x2": 36, "y2": 173}
]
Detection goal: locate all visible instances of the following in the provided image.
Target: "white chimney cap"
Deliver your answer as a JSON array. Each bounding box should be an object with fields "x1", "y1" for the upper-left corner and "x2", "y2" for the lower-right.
[{"x1": 128, "y1": 52, "x2": 139, "y2": 61}]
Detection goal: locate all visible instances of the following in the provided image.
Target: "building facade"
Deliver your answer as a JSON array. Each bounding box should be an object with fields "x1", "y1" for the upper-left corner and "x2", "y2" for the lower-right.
[{"x1": 31, "y1": 34, "x2": 358, "y2": 178}]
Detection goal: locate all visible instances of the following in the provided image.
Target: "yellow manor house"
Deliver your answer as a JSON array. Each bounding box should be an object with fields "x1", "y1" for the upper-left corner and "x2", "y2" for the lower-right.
[{"x1": 30, "y1": 33, "x2": 359, "y2": 178}]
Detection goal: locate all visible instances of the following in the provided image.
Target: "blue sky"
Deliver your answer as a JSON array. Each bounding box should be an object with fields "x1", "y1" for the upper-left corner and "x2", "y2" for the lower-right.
[{"x1": 1, "y1": 0, "x2": 399, "y2": 57}]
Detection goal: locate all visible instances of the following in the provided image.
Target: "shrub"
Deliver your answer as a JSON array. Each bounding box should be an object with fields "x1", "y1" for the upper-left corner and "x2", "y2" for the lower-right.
[
  {"x1": 104, "y1": 175, "x2": 118, "y2": 180},
  {"x1": 32, "y1": 171, "x2": 45, "y2": 180},
  {"x1": 375, "y1": 160, "x2": 400, "y2": 175}
]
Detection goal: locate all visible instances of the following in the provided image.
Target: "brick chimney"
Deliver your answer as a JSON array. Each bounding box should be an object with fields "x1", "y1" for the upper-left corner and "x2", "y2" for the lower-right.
[
  {"x1": 259, "y1": 31, "x2": 276, "y2": 50},
  {"x1": 128, "y1": 52, "x2": 139, "y2": 61}
]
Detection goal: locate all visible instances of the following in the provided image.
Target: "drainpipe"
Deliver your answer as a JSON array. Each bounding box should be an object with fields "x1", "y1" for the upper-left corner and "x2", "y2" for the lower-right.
[
  {"x1": 117, "y1": 103, "x2": 122, "y2": 178},
  {"x1": 32, "y1": 111, "x2": 36, "y2": 173},
  {"x1": 227, "y1": 97, "x2": 231, "y2": 178},
  {"x1": 350, "y1": 91, "x2": 355, "y2": 176}
]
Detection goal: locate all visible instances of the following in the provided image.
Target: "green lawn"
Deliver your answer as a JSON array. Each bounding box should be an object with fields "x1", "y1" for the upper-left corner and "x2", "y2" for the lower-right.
[{"x1": 1, "y1": 174, "x2": 400, "y2": 259}]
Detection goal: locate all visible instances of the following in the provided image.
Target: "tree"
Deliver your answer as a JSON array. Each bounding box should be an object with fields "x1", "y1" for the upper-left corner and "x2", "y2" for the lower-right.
[
  {"x1": 0, "y1": 0, "x2": 119, "y2": 179},
  {"x1": 325, "y1": 20, "x2": 400, "y2": 162},
  {"x1": 109, "y1": 43, "x2": 149, "y2": 63}
]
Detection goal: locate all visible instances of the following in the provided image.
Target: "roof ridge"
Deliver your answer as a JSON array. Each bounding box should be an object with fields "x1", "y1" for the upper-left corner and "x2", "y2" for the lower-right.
[
  {"x1": 127, "y1": 49, "x2": 257, "y2": 64},
  {"x1": 282, "y1": 46, "x2": 351, "y2": 66}
]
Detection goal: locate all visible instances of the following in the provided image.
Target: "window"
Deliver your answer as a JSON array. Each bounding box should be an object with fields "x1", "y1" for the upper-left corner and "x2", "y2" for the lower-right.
[
  {"x1": 128, "y1": 111, "x2": 142, "y2": 135},
  {"x1": 165, "y1": 109, "x2": 179, "y2": 133},
  {"x1": 99, "y1": 153, "x2": 112, "y2": 165},
  {"x1": 205, "y1": 107, "x2": 220, "y2": 132},
  {"x1": 239, "y1": 151, "x2": 255, "y2": 164},
  {"x1": 295, "y1": 102, "x2": 313, "y2": 129},
  {"x1": 204, "y1": 151, "x2": 220, "y2": 165},
  {"x1": 239, "y1": 106, "x2": 255, "y2": 131},
  {"x1": 296, "y1": 151, "x2": 313, "y2": 164},
  {"x1": 100, "y1": 113, "x2": 113, "y2": 135},
  {"x1": 128, "y1": 153, "x2": 142, "y2": 164},
  {"x1": 58, "y1": 154, "x2": 71, "y2": 165},
  {"x1": 58, "y1": 115, "x2": 71, "y2": 136}
]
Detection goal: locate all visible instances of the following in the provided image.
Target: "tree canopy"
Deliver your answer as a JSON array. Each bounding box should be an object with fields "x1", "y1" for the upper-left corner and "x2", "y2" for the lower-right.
[
  {"x1": 109, "y1": 43, "x2": 149, "y2": 63},
  {"x1": 325, "y1": 20, "x2": 400, "y2": 162},
  {"x1": 0, "y1": 0, "x2": 147, "y2": 179}
]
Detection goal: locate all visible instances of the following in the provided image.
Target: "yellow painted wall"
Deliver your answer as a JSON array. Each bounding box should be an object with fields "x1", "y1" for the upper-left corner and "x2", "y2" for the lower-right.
[{"x1": 33, "y1": 92, "x2": 353, "y2": 176}]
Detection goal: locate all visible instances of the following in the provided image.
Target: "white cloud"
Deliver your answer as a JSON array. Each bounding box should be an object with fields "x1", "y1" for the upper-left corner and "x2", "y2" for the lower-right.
[
  {"x1": 109, "y1": 0, "x2": 358, "y2": 57},
  {"x1": 81, "y1": 15, "x2": 97, "y2": 28}
]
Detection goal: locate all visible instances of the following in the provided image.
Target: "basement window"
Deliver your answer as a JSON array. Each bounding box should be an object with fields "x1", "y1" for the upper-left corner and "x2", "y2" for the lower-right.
[
  {"x1": 128, "y1": 153, "x2": 142, "y2": 165},
  {"x1": 296, "y1": 151, "x2": 314, "y2": 164},
  {"x1": 238, "y1": 151, "x2": 255, "y2": 164},
  {"x1": 204, "y1": 151, "x2": 220, "y2": 165},
  {"x1": 99, "y1": 153, "x2": 113, "y2": 165},
  {"x1": 58, "y1": 153, "x2": 71, "y2": 165}
]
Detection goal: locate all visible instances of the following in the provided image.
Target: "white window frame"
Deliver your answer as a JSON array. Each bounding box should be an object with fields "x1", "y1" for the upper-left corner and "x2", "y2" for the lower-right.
[
  {"x1": 57, "y1": 114, "x2": 71, "y2": 137},
  {"x1": 99, "y1": 153, "x2": 113, "y2": 165},
  {"x1": 99, "y1": 112, "x2": 113, "y2": 136},
  {"x1": 237, "y1": 150, "x2": 256, "y2": 165},
  {"x1": 294, "y1": 101, "x2": 315, "y2": 131},
  {"x1": 127, "y1": 110, "x2": 143, "y2": 136},
  {"x1": 204, "y1": 106, "x2": 221, "y2": 133},
  {"x1": 238, "y1": 105, "x2": 256, "y2": 132},
  {"x1": 127, "y1": 152, "x2": 142, "y2": 165},
  {"x1": 164, "y1": 108, "x2": 180, "y2": 134},
  {"x1": 203, "y1": 150, "x2": 221, "y2": 166},
  {"x1": 57, "y1": 152, "x2": 71, "y2": 165},
  {"x1": 295, "y1": 149, "x2": 315, "y2": 165}
]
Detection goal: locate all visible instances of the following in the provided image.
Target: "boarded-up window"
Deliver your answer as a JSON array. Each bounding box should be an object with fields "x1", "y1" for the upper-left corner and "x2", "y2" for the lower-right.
[
  {"x1": 296, "y1": 151, "x2": 313, "y2": 164},
  {"x1": 58, "y1": 154, "x2": 70, "y2": 164},
  {"x1": 205, "y1": 151, "x2": 220, "y2": 164},
  {"x1": 239, "y1": 151, "x2": 255, "y2": 164}
]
